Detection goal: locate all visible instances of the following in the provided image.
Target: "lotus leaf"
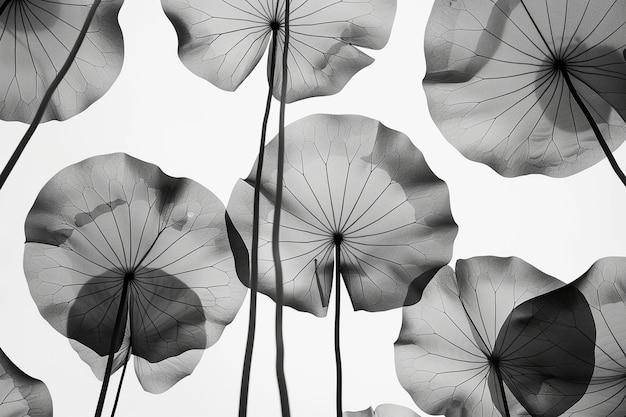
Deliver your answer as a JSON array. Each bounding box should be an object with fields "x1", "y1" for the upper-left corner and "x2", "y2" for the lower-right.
[{"x1": 24, "y1": 153, "x2": 247, "y2": 393}]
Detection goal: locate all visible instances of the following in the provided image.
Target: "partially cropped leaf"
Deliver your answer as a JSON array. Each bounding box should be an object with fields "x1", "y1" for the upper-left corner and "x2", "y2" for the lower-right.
[
  {"x1": 227, "y1": 114, "x2": 457, "y2": 317},
  {"x1": 0, "y1": 347, "x2": 53, "y2": 417},
  {"x1": 161, "y1": 0, "x2": 396, "y2": 102},
  {"x1": 24, "y1": 153, "x2": 247, "y2": 393},
  {"x1": 0, "y1": 0, "x2": 124, "y2": 122},
  {"x1": 345, "y1": 404, "x2": 420, "y2": 417},
  {"x1": 563, "y1": 258, "x2": 626, "y2": 417},
  {"x1": 424, "y1": 0, "x2": 626, "y2": 177},
  {"x1": 395, "y1": 257, "x2": 596, "y2": 417}
]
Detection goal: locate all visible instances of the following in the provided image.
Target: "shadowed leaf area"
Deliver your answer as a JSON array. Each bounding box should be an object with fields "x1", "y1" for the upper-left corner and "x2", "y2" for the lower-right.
[
  {"x1": 395, "y1": 257, "x2": 597, "y2": 417},
  {"x1": 160, "y1": 0, "x2": 396, "y2": 102},
  {"x1": 563, "y1": 257, "x2": 626, "y2": 417},
  {"x1": 227, "y1": 114, "x2": 457, "y2": 317},
  {"x1": 0, "y1": 0, "x2": 124, "y2": 122},
  {"x1": 24, "y1": 153, "x2": 246, "y2": 393},
  {"x1": 67, "y1": 270, "x2": 207, "y2": 363},
  {"x1": 424, "y1": 0, "x2": 626, "y2": 177},
  {"x1": 493, "y1": 286, "x2": 595, "y2": 417},
  {"x1": 0, "y1": 348, "x2": 53, "y2": 417}
]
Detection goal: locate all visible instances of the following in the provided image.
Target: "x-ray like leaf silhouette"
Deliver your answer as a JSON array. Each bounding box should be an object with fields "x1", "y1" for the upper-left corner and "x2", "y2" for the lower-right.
[
  {"x1": 395, "y1": 257, "x2": 596, "y2": 417},
  {"x1": 0, "y1": 0, "x2": 124, "y2": 122},
  {"x1": 161, "y1": 0, "x2": 396, "y2": 103},
  {"x1": 227, "y1": 114, "x2": 457, "y2": 316},
  {"x1": 344, "y1": 404, "x2": 420, "y2": 417},
  {"x1": 424, "y1": 0, "x2": 626, "y2": 178},
  {"x1": 562, "y1": 257, "x2": 626, "y2": 417},
  {"x1": 0, "y1": 348, "x2": 53, "y2": 417},
  {"x1": 24, "y1": 153, "x2": 247, "y2": 394}
]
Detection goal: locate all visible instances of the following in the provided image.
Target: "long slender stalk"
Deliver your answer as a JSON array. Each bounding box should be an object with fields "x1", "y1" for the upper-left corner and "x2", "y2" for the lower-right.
[
  {"x1": 494, "y1": 365, "x2": 511, "y2": 417},
  {"x1": 334, "y1": 242, "x2": 343, "y2": 417},
  {"x1": 560, "y1": 68, "x2": 626, "y2": 188},
  {"x1": 0, "y1": 0, "x2": 102, "y2": 191},
  {"x1": 94, "y1": 275, "x2": 131, "y2": 417},
  {"x1": 272, "y1": 0, "x2": 291, "y2": 415},
  {"x1": 109, "y1": 347, "x2": 132, "y2": 417},
  {"x1": 238, "y1": 30, "x2": 280, "y2": 417}
]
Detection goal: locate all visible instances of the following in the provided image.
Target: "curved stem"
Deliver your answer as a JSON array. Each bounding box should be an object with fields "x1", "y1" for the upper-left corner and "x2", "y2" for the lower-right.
[
  {"x1": 334, "y1": 244, "x2": 343, "y2": 417},
  {"x1": 560, "y1": 69, "x2": 626, "y2": 188},
  {"x1": 272, "y1": 1, "x2": 291, "y2": 416},
  {"x1": 0, "y1": 0, "x2": 101, "y2": 191},
  {"x1": 109, "y1": 346, "x2": 132, "y2": 417},
  {"x1": 94, "y1": 277, "x2": 130, "y2": 417},
  {"x1": 238, "y1": 30, "x2": 280, "y2": 417}
]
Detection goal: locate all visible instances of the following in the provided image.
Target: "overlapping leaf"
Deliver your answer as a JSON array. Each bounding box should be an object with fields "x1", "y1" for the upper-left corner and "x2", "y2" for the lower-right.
[
  {"x1": 0, "y1": 0, "x2": 124, "y2": 122},
  {"x1": 0, "y1": 348, "x2": 52, "y2": 417},
  {"x1": 424, "y1": 0, "x2": 626, "y2": 177},
  {"x1": 227, "y1": 114, "x2": 457, "y2": 317},
  {"x1": 161, "y1": 0, "x2": 396, "y2": 102},
  {"x1": 24, "y1": 153, "x2": 247, "y2": 393},
  {"x1": 395, "y1": 257, "x2": 596, "y2": 417},
  {"x1": 563, "y1": 257, "x2": 626, "y2": 416},
  {"x1": 344, "y1": 404, "x2": 420, "y2": 417}
]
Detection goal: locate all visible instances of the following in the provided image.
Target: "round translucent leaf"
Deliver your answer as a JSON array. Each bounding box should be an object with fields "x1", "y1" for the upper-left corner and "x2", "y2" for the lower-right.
[
  {"x1": 161, "y1": 0, "x2": 396, "y2": 102},
  {"x1": 395, "y1": 256, "x2": 595, "y2": 417},
  {"x1": 24, "y1": 153, "x2": 247, "y2": 392},
  {"x1": 424, "y1": 0, "x2": 626, "y2": 177},
  {"x1": 0, "y1": 0, "x2": 124, "y2": 122},
  {"x1": 227, "y1": 114, "x2": 457, "y2": 317}
]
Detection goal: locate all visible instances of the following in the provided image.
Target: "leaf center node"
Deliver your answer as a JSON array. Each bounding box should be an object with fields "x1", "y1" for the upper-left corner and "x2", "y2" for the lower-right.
[
  {"x1": 487, "y1": 354, "x2": 500, "y2": 368},
  {"x1": 553, "y1": 59, "x2": 567, "y2": 73},
  {"x1": 124, "y1": 272, "x2": 135, "y2": 283},
  {"x1": 270, "y1": 19, "x2": 281, "y2": 31}
]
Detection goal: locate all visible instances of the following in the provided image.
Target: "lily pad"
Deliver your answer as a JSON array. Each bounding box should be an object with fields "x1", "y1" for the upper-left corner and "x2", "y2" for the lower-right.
[
  {"x1": 24, "y1": 153, "x2": 247, "y2": 393},
  {"x1": 395, "y1": 257, "x2": 596, "y2": 417},
  {"x1": 424, "y1": 0, "x2": 626, "y2": 177},
  {"x1": 161, "y1": 0, "x2": 396, "y2": 102},
  {"x1": 0, "y1": 0, "x2": 124, "y2": 122},
  {"x1": 227, "y1": 113, "x2": 457, "y2": 316}
]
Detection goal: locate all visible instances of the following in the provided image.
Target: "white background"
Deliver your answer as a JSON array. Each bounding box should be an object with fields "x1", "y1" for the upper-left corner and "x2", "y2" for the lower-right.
[{"x1": 1, "y1": 1, "x2": 625, "y2": 416}]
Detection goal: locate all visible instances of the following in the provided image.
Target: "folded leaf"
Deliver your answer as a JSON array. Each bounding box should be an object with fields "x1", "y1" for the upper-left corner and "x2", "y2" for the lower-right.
[
  {"x1": 564, "y1": 258, "x2": 626, "y2": 417},
  {"x1": 395, "y1": 256, "x2": 596, "y2": 417}
]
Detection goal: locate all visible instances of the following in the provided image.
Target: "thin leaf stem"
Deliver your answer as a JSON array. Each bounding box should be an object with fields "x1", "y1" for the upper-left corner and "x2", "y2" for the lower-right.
[
  {"x1": 494, "y1": 366, "x2": 511, "y2": 417},
  {"x1": 334, "y1": 243, "x2": 343, "y2": 417},
  {"x1": 560, "y1": 68, "x2": 626, "y2": 188},
  {"x1": 0, "y1": 0, "x2": 102, "y2": 191},
  {"x1": 109, "y1": 346, "x2": 132, "y2": 417},
  {"x1": 273, "y1": 0, "x2": 291, "y2": 416},
  {"x1": 238, "y1": 29, "x2": 280, "y2": 417},
  {"x1": 94, "y1": 275, "x2": 130, "y2": 417}
]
